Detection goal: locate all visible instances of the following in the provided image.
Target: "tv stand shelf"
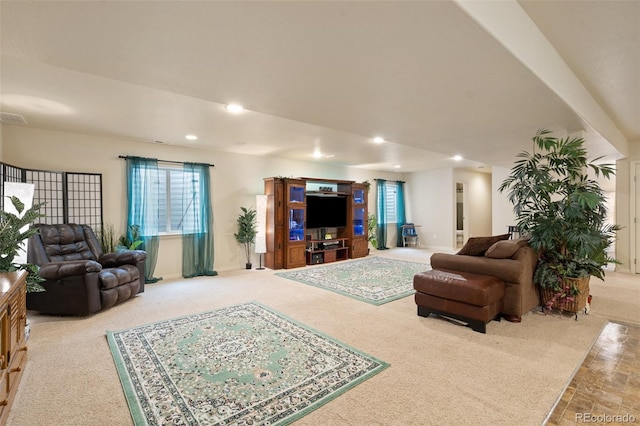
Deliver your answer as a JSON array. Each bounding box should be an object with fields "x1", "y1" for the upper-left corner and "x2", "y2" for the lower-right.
[{"x1": 306, "y1": 238, "x2": 349, "y2": 265}]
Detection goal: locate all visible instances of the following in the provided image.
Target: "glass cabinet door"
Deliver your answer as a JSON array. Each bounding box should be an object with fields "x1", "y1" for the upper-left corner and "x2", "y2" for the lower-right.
[
  {"x1": 353, "y1": 207, "x2": 365, "y2": 236},
  {"x1": 353, "y1": 188, "x2": 365, "y2": 204},
  {"x1": 289, "y1": 208, "x2": 305, "y2": 241},
  {"x1": 288, "y1": 185, "x2": 305, "y2": 204}
]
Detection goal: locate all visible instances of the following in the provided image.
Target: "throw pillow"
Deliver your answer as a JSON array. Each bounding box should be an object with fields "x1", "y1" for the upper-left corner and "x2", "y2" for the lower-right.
[
  {"x1": 485, "y1": 238, "x2": 528, "y2": 259},
  {"x1": 457, "y1": 234, "x2": 510, "y2": 256}
]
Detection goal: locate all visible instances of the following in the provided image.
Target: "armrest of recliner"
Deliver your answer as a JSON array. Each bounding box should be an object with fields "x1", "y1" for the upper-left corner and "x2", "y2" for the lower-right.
[
  {"x1": 99, "y1": 250, "x2": 147, "y2": 268},
  {"x1": 38, "y1": 260, "x2": 103, "y2": 280}
]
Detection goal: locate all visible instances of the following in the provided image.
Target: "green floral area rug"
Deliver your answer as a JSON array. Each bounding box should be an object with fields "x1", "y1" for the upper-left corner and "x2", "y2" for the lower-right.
[
  {"x1": 276, "y1": 256, "x2": 430, "y2": 305},
  {"x1": 107, "y1": 302, "x2": 389, "y2": 426}
]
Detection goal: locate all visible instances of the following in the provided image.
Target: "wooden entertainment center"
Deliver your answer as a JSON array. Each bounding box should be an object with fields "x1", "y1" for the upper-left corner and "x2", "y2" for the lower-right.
[{"x1": 263, "y1": 177, "x2": 368, "y2": 269}]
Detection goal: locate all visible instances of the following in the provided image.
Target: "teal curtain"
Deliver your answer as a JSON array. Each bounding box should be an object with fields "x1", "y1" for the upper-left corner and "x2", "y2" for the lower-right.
[
  {"x1": 396, "y1": 181, "x2": 407, "y2": 247},
  {"x1": 375, "y1": 179, "x2": 388, "y2": 250},
  {"x1": 126, "y1": 157, "x2": 162, "y2": 283},
  {"x1": 181, "y1": 162, "x2": 217, "y2": 278}
]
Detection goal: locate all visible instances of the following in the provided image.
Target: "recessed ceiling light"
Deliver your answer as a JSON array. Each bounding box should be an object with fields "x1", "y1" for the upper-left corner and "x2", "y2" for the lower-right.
[
  {"x1": 225, "y1": 103, "x2": 245, "y2": 113},
  {"x1": 313, "y1": 149, "x2": 323, "y2": 159},
  {"x1": 393, "y1": 164, "x2": 401, "y2": 169},
  {"x1": 185, "y1": 134, "x2": 198, "y2": 141},
  {"x1": 372, "y1": 137, "x2": 385, "y2": 144},
  {"x1": 453, "y1": 155, "x2": 463, "y2": 161}
]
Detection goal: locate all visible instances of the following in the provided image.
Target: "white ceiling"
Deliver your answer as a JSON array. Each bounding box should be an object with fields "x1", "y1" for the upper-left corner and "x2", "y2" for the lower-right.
[{"x1": 0, "y1": 1, "x2": 638, "y2": 173}]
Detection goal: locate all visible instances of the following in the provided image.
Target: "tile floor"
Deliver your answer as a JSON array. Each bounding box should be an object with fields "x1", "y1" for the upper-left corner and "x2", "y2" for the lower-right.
[{"x1": 545, "y1": 321, "x2": 640, "y2": 425}]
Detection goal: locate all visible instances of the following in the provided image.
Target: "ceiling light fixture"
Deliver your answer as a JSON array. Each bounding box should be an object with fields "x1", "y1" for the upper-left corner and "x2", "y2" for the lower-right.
[
  {"x1": 372, "y1": 137, "x2": 385, "y2": 144},
  {"x1": 453, "y1": 155, "x2": 463, "y2": 161},
  {"x1": 225, "y1": 103, "x2": 245, "y2": 113},
  {"x1": 185, "y1": 134, "x2": 198, "y2": 141}
]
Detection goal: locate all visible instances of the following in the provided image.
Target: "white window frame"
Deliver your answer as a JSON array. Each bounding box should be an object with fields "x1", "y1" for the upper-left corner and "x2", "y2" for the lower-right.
[
  {"x1": 385, "y1": 182, "x2": 398, "y2": 224},
  {"x1": 157, "y1": 165, "x2": 201, "y2": 235}
]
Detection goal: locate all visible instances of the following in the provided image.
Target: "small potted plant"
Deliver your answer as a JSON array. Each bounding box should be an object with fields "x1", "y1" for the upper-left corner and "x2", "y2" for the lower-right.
[
  {"x1": 0, "y1": 196, "x2": 46, "y2": 292},
  {"x1": 367, "y1": 213, "x2": 378, "y2": 249},
  {"x1": 499, "y1": 129, "x2": 620, "y2": 316},
  {"x1": 117, "y1": 224, "x2": 144, "y2": 251},
  {"x1": 234, "y1": 206, "x2": 257, "y2": 269}
]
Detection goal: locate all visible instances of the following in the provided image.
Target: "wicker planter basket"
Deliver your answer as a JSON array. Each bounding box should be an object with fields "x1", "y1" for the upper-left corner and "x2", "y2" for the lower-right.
[{"x1": 540, "y1": 276, "x2": 590, "y2": 313}]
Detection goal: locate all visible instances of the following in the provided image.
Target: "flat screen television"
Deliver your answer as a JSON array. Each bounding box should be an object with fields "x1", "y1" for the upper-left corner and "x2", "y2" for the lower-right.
[{"x1": 306, "y1": 195, "x2": 347, "y2": 229}]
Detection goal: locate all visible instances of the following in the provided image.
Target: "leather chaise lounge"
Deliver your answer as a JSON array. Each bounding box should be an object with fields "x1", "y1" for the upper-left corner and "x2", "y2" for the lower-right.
[
  {"x1": 27, "y1": 223, "x2": 147, "y2": 316},
  {"x1": 426, "y1": 236, "x2": 540, "y2": 323}
]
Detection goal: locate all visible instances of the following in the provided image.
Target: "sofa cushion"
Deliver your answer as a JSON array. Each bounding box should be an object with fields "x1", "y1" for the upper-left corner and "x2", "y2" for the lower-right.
[
  {"x1": 485, "y1": 238, "x2": 528, "y2": 259},
  {"x1": 457, "y1": 234, "x2": 510, "y2": 256}
]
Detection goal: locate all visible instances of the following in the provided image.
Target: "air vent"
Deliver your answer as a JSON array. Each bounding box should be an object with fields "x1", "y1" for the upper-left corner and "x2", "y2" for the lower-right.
[{"x1": 0, "y1": 112, "x2": 28, "y2": 125}]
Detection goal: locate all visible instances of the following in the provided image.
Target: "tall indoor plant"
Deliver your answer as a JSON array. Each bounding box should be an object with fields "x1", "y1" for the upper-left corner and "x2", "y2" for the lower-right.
[
  {"x1": 234, "y1": 206, "x2": 257, "y2": 269},
  {"x1": 0, "y1": 196, "x2": 46, "y2": 292},
  {"x1": 498, "y1": 129, "x2": 619, "y2": 314}
]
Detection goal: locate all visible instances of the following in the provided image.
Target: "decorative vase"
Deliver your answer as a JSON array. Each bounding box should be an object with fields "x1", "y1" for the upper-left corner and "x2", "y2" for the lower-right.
[
  {"x1": 245, "y1": 263, "x2": 252, "y2": 270},
  {"x1": 540, "y1": 276, "x2": 590, "y2": 313}
]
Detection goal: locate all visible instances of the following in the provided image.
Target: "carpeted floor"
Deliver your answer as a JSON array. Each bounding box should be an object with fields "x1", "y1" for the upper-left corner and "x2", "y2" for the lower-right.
[
  {"x1": 7, "y1": 248, "x2": 640, "y2": 425},
  {"x1": 107, "y1": 302, "x2": 388, "y2": 425},
  {"x1": 276, "y1": 256, "x2": 429, "y2": 305}
]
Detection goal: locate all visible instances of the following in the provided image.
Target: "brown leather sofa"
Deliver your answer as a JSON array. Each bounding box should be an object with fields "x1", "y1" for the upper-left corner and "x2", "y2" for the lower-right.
[
  {"x1": 430, "y1": 237, "x2": 539, "y2": 322},
  {"x1": 27, "y1": 224, "x2": 147, "y2": 315}
]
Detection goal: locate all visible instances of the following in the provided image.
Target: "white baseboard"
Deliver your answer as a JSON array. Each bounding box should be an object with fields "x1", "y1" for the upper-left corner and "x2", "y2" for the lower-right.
[{"x1": 423, "y1": 245, "x2": 457, "y2": 253}]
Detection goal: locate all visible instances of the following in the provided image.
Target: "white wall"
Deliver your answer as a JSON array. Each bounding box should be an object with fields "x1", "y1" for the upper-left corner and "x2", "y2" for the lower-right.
[
  {"x1": 406, "y1": 167, "x2": 493, "y2": 252},
  {"x1": 452, "y1": 168, "x2": 492, "y2": 238},
  {"x1": 615, "y1": 159, "x2": 633, "y2": 273},
  {"x1": 6, "y1": 124, "x2": 635, "y2": 275},
  {"x1": 406, "y1": 168, "x2": 455, "y2": 250},
  {"x1": 2, "y1": 125, "x2": 401, "y2": 278},
  {"x1": 0, "y1": 123, "x2": 4, "y2": 162},
  {"x1": 491, "y1": 165, "x2": 516, "y2": 235}
]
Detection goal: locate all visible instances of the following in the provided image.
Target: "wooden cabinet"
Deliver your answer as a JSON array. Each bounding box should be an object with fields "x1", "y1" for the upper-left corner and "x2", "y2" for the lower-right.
[
  {"x1": 264, "y1": 178, "x2": 307, "y2": 270},
  {"x1": 264, "y1": 178, "x2": 284, "y2": 270},
  {"x1": 284, "y1": 180, "x2": 307, "y2": 269},
  {"x1": 349, "y1": 183, "x2": 369, "y2": 258},
  {"x1": 0, "y1": 270, "x2": 28, "y2": 425},
  {"x1": 264, "y1": 177, "x2": 368, "y2": 269}
]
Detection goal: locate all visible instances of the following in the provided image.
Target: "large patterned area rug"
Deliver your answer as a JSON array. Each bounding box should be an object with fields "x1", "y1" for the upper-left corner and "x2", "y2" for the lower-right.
[
  {"x1": 107, "y1": 302, "x2": 389, "y2": 426},
  {"x1": 276, "y1": 256, "x2": 429, "y2": 305}
]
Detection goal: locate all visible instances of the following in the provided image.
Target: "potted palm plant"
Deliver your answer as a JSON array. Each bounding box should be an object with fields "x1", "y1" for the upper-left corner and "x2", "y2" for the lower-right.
[
  {"x1": 498, "y1": 129, "x2": 619, "y2": 316},
  {"x1": 0, "y1": 196, "x2": 46, "y2": 292},
  {"x1": 234, "y1": 206, "x2": 257, "y2": 269}
]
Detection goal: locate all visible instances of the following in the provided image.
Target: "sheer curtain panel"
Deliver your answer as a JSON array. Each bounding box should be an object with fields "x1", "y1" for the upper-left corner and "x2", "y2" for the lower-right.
[
  {"x1": 181, "y1": 162, "x2": 217, "y2": 278},
  {"x1": 126, "y1": 157, "x2": 162, "y2": 283},
  {"x1": 395, "y1": 181, "x2": 407, "y2": 247},
  {"x1": 375, "y1": 179, "x2": 388, "y2": 250}
]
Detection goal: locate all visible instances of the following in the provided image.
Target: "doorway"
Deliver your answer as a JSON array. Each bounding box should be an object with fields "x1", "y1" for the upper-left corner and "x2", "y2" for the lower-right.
[
  {"x1": 635, "y1": 162, "x2": 639, "y2": 273},
  {"x1": 455, "y1": 183, "x2": 467, "y2": 248}
]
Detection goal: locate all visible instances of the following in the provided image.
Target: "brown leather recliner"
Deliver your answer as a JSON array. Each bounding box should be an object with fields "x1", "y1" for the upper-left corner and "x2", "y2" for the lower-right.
[{"x1": 27, "y1": 224, "x2": 147, "y2": 315}]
